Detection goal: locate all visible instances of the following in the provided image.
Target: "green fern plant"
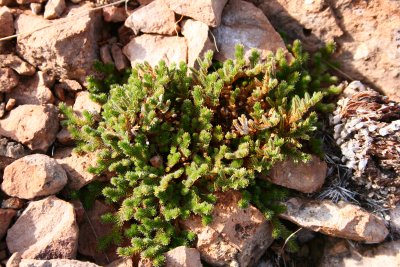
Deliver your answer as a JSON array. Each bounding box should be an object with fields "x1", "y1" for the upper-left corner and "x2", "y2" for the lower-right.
[{"x1": 60, "y1": 40, "x2": 339, "y2": 266}]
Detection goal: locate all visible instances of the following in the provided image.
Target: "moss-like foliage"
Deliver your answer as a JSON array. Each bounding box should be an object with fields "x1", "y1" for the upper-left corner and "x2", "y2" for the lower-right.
[{"x1": 60, "y1": 41, "x2": 339, "y2": 265}]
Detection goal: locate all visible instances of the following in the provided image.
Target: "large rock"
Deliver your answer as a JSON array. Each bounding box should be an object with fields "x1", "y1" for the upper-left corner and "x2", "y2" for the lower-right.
[
  {"x1": 212, "y1": 0, "x2": 286, "y2": 61},
  {"x1": 6, "y1": 71, "x2": 54, "y2": 105},
  {"x1": 181, "y1": 19, "x2": 215, "y2": 68},
  {"x1": 123, "y1": 35, "x2": 187, "y2": 67},
  {"x1": 1, "y1": 154, "x2": 67, "y2": 199},
  {"x1": 6, "y1": 196, "x2": 79, "y2": 259},
  {"x1": 181, "y1": 191, "x2": 273, "y2": 267},
  {"x1": 19, "y1": 259, "x2": 100, "y2": 267},
  {"x1": 0, "y1": 137, "x2": 28, "y2": 169},
  {"x1": 165, "y1": 246, "x2": 202, "y2": 267},
  {"x1": 0, "y1": 104, "x2": 59, "y2": 152},
  {"x1": 0, "y1": 68, "x2": 19, "y2": 93},
  {"x1": 280, "y1": 198, "x2": 389, "y2": 243},
  {"x1": 0, "y1": 54, "x2": 36, "y2": 76},
  {"x1": 125, "y1": 0, "x2": 177, "y2": 35},
  {"x1": 15, "y1": 4, "x2": 103, "y2": 84},
  {"x1": 263, "y1": 155, "x2": 327, "y2": 193},
  {"x1": 0, "y1": 209, "x2": 16, "y2": 240},
  {"x1": 163, "y1": 0, "x2": 228, "y2": 27}
]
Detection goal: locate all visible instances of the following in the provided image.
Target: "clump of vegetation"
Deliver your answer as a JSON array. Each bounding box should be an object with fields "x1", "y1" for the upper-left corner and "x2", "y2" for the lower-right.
[{"x1": 60, "y1": 40, "x2": 339, "y2": 266}]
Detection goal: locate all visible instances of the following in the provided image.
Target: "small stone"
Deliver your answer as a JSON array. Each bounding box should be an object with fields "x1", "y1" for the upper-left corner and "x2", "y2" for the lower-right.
[
  {"x1": 125, "y1": 0, "x2": 177, "y2": 35},
  {"x1": 56, "y1": 79, "x2": 82, "y2": 92},
  {"x1": 0, "y1": 54, "x2": 36, "y2": 76},
  {"x1": 0, "y1": 7, "x2": 14, "y2": 39},
  {"x1": 7, "y1": 196, "x2": 78, "y2": 259},
  {"x1": 165, "y1": 246, "x2": 202, "y2": 267},
  {"x1": 1, "y1": 154, "x2": 68, "y2": 199},
  {"x1": 19, "y1": 259, "x2": 101, "y2": 267},
  {"x1": 73, "y1": 91, "x2": 102, "y2": 117},
  {"x1": 0, "y1": 102, "x2": 5, "y2": 118},
  {"x1": 123, "y1": 35, "x2": 187, "y2": 67},
  {"x1": 0, "y1": 68, "x2": 19, "y2": 93},
  {"x1": 103, "y1": 6, "x2": 127, "y2": 23},
  {"x1": 0, "y1": 137, "x2": 28, "y2": 169},
  {"x1": 111, "y1": 43, "x2": 128, "y2": 71},
  {"x1": 5, "y1": 98, "x2": 16, "y2": 111},
  {"x1": 100, "y1": 44, "x2": 113, "y2": 65},
  {"x1": 43, "y1": 0, "x2": 66, "y2": 20},
  {"x1": 150, "y1": 155, "x2": 163, "y2": 168},
  {"x1": 53, "y1": 84, "x2": 65, "y2": 101},
  {"x1": 106, "y1": 258, "x2": 134, "y2": 267},
  {"x1": 0, "y1": 209, "x2": 16, "y2": 239},
  {"x1": 30, "y1": 3, "x2": 42, "y2": 15},
  {"x1": 56, "y1": 128, "x2": 73, "y2": 145},
  {"x1": 1, "y1": 198, "x2": 25, "y2": 209}
]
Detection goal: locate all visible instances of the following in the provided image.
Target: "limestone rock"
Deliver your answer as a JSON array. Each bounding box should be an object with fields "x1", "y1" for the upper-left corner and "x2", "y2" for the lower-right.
[
  {"x1": 6, "y1": 71, "x2": 54, "y2": 105},
  {"x1": 111, "y1": 43, "x2": 129, "y2": 71},
  {"x1": 182, "y1": 191, "x2": 273, "y2": 267},
  {"x1": 0, "y1": 209, "x2": 16, "y2": 240},
  {"x1": 123, "y1": 35, "x2": 187, "y2": 67},
  {"x1": 0, "y1": 54, "x2": 36, "y2": 76},
  {"x1": 0, "y1": 137, "x2": 28, "y2": 169},
  {"x1": 125, "y1": 0, "x2": 177, "y2": 35},
  {"x1": 181, "y1": 19, "x2": 214, "y2": 68},
  {"x1": 103, "y1": 6, "x2": 127, "y2": 23},
  {"x1": 163, "y1": 0, "x2": 228, "y2": 27},
  {"x1": 2, "y1": 154, "x2": 67, "y2": 199},
  {"x1": 263, "y1": 155, "x2": 327, "y2": 193},
  {"x1": 15, "y1": 4, "x2": 103, "y2": 84},
  {"x1": 213, "y1": 0, "x2": 286, "y2": 62},
  {"x1": 73, "y1": 91, "x2": 101, "y2": 117},
  {"x1": 165, "y1": 246, "x2": 202, "y2": 267},
  {"x1": 0, "y1": 7, "x2": 14, "y2": 38},
  {"x1": 280, "y1": 198, "x2": 389, "y2": 243},
  {"x1": 0, "y1": 104, "x2": 59, "y2": 152},
  {"x1": 43, "y1": 0, "x2": 65, "y2": 20},
  {"x1": 0, "y1": 68, "x2": 18, "y2": 93},
  {"x1": 6, "y1": 196, "x2": 79, "y2": 259},
  {"x1": 19, "y1": 259, "x2": 100, "y2": 267}
]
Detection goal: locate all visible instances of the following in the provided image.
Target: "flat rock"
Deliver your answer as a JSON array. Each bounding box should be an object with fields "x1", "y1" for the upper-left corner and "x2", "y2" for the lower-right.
[
  {"x1": 103, "y1": 6, "x2": 127, "y2": 23},
  {"x1": 0, "y1": 7, "x2": 14, "y2": 38},
  {"x1": 165, "y1": 246, "x2": 202, "y2": 267},
  {"x1": 263, "y1": 155, "x2": 327, "y2": 193},
  {"x1": 1, "y1": 154, "x2": 67, "y2": 199},
  {"x1": 0, "y1": 54, "x2": 36, "y2": 76},
  {"x1": 15, "y1": 4, "x2": 103, "y2": 84},
  {"x1": 181, "y1": 19, "x2": 215, "y2": 68},
  {"x1": 123, "y1": 35, "x2": 187, "y2": 67},
  {"x1": 163, "y1": 0, "x2": 228, "y2": 27},
  {"x1": 6, "y1": 196, "x2": 79, "y2": 259},
  {"x1": 0, "y1": 68, "x2": 18, "y2": 93},
  {"x1": 0, "y1": 104, "x2": 59, "y2": 152},
  {"x1": 181, "y1": 191, "x2": 273, "y2": 267},
  {"x1": 125, "y1": 0, "x2": 177, "y2": 35},
  {"x1": 6, "y1": 71, "x2": 54, "y2": 105},
  {"x1": 19, "y1": 259, "x2": 100, "y2": 267},
  {"x1": 43, "y1": 0, "x2": 65, "y2": 19},
  {"x1": 212, "y1": 0, "x2": 286, "y2": 61},
  {"x1": 280, "y1": 198, "x2": 389, "y2": 243},
  {"x1": 0, "y1": 209, "x2": 16, "y2": 240}
]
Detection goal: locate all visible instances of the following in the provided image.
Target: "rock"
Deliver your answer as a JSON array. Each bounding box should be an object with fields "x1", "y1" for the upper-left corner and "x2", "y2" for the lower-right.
[
  {"x1": 212, "y1": 0, "x2": 286, "y2": 61},
  {"x1": 0, "y1": 137, "x2": 27, "y2": 169},
  {"x1": 30, "y1": 3, "x2": 42, "y2": 15},
  {"x1": 0, "y1": 104, "x2": 59, "y2": 152},
  {"x1": 280, "y1": 198, "x2": 389, "y2": 243},
  {"x1": 182, "y1": 191, "x2": 273, "y2": 267},
  {"x1": 5, "y1": 98, "x2": 16, "y2": 111},
  {"x1": 0, "y1": 0, "x2": 15, "y2": 6},
  {"x1": 16, "y1": 0, "x2": 46, "y2": 4},
  {"x1": 125, "y1": 0, "x2": 177, "y2": 35},
  {"x1": 123, "y1": 35, "x2": 187, "y2": 67},
  {"x1": 19, "y1": 259, "x2": 100, "y2": 267},
  {"x1": 100, "y1": 44, "x2": 113, "y2": 65},
  {"x1": 78, "y1": 200, "x2": 119, "y2": 265},
  {"x1": 106, "y1": 258, "x2": 134, "y2": 267},
  {"x1": 1, "y1": 154, "x2": 67, "y2": 199},
  {"x1": 181, "y1": 19, "x2": 215, "y2": 68},
  {"x1": 163, "y1": 0, "x2": 228, "y2": 27},
  {"x1": 103, "y1": 6, "x2": 127, "y2": 22},
  {"x1": 56, "y1": 79, "x2": 82, "y2": 92},
  {"x1": 54, "y1": 147, "x2": 100, "y2": 190},
  {"x1": 56, "y1": 128, "x2": 73, "y2": 145},
  {"x1": 15, "y1": 4, "x2": 103, "y2": 84},
  {"x1": 43, "y1": 0, "x2": 65, "y2": 20},
  {"x1": 6, "y1": 71, "x2": 54, "y2": 105},
  {"x1": 165, "y1": 247, "x2": 202, "y2": 267},
  {"x1": 0, "y1": 102, "x2": 5, "y2": 118},
  {"x1": 6, "y1": 252, "x2": 22, "y2": 267},
  {"x1": 389, "y1": 204, "x2": 400, "y2": 235},
  {"x1": 263, "y1": 155, "x2": 327, "y2": 193},
  {"x1": 111, "y1": 44, "x2": 129, "y2": 71},
  {"x1": 0, "y1": 54, "x2": 36, "y2": 76},
  {"x1": 1, "y1": 197, "x2": 25, "y2": 209},
  {"x1": 0, "y1": 209, "x2": 16, "y2": 239},
  {"x1": 0, "y1": 68, "x2": 19, "y2": 93},
  {"x1": 6, "y1": 196, "x2": 78, "y2": 259},
  {"x1": 0, "y1": 7, "x2": 14, "y2": 38},
  {"x1": 73, "y1": 91, "x2": 101, "y2": 117},
  {"x1": 70, "y1": 200, "x2": 84, "y2": 224}
]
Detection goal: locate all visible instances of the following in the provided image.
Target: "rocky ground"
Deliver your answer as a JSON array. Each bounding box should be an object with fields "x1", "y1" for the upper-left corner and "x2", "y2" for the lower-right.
[{"x1": 0, "y1": 0, "x2": 399, "y2": 266}]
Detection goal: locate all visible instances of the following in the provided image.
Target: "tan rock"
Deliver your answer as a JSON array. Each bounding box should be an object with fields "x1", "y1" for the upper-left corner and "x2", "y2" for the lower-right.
[
  {"x1": 15, "y1": 5, "x2": 103, "y2": 84},
  {"x1": 103, "y1": 6, "x2": 127, "y2": 23},
  {"x1": 263, "y1": 155, "x2": 327, "y2": 193},
  {"x1": 0, "y1": 104, "x2": 59, "y2": 152},
  {"x1": 181, "y1": 19, "x2": 215, "y2": 68},
  {"x1": 0, "y1": 209, "x2": 16, "y2": 239},
  {"x1": 182, "y1": 191, "x2": 273, "y2": 267},
  {"x1": 56, "y1": 128, "x2": 73, "y2": 145},
  {"x1": 19, "y1": 259, "x2": 100, "y2": 267},
  {"x1": 0, "y1": 68, "x2": 18, "y2": 93},
  {"x1": 73, "y1": 91, "x2": 101, "y2": 117},
  {"x1": 56, "y1": 79, "x2": 82, "y2": 92},
  {"x1": 5, "y1": 252, "x2": 22, "y2": 267},
  {"x1": 2, "y1": 154, "x2": 67, "y2": 199},
  {"x1": 163, "y1": 0, "x2": 228, "y2": 27},
  {"x1": 106, "y1": 258, "x2": 134, "y2": 267},
  {"x1": 111, "y1": 44, "x2": 129, "y2": 71},
  {"x1": 0, "y1": 7, "x2": 14, "y2": 38},
  {"x1": 213, "y1": 0, "x2": 286, "y2": 62},
  {"x1": 125, "y1": 0, "x2": 177, "y2": 35},
  {"x1": 6, "y1": 196, "x2": 78, "y2": 259},
  {"x1": 280, "y1": 198, "x2": 389, "y2": 243},
  {"x1": 0, "y1": 54, "x2": 36, "y2": 76},
  {"x1": 6, "y1": 71, "x2": 54, "y2": 105},
  {"x1": 123, "y1": 35, "x2": 187, "y2": 67},
  {"x1": 43, "y1": 0, "x2": 65, "y2": 20},
  {"x1": 30, "y1": 3, "x2": 42, "y2": 15},
  {"x1": 5, "y1": 98, "x2": 16, "y2": 111},
  {"x1": 165, "y1": 246, "x2": 202, "y2": 267}
]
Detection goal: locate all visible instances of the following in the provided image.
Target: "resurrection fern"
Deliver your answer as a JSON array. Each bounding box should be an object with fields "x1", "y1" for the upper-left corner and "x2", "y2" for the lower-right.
[{"x1": 60, "y1": 40, "x2": 340, "y2": 265}]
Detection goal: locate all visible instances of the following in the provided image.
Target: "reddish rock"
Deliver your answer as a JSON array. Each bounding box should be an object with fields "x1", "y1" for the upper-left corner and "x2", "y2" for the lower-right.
[
  {"x1": 5, "y1": 98, "x2": 16, "y2": 111},
  {"x1": 111, "y1": 44, "x2": 129, "y2": 71},
  {"x1": 56, "y1": 128, "x2": 73, "y2": 145},
  {"x1": 0, "y1": 7, "x2": 14, "y2": 38},
  {"x1": 0, "y1": 54, "x2": 36, "y2": 76},
  {"x1": 0, "y1": 68, "x2": 18, "y2": 93},
  {"x1": 0, "y1": 137, "x2": 28, "y2": 170},
  {"x1": 6, "y1": 196, "x2": 79, "y2": 259},
  {"x1": 0, "y1": 209, "x2": 16, "y2": 239},
  {"x1": 1, "y1": 197, "x2": 25, "y2": 209},
  {"x1": 103, "y1": 6, "x2": 127, "y2": 23},
  {"x1": 389, "y1": 204, "x2": 400, "y2": 235},
  {"x1": 280, "y1": 198, "x2": 389, "y2": 244},
  {"x1": 57, "y1": 79, "x2": 82, "y2": 92},
  {"x1": 19, "y1": 259, "x2": 101, "y2": 267},
  {"x1": 100, "y1": 44, "x2": 113, "y2": 65},
  {"x1": 0, "y1": 104, "x2": 59, "y2": 152},
  {"x1": 165, "y1": 246, "x2": 202, "y2": 267},
  {"x1": 106, "y1": 258, "x2": 134, "y2": 267},
  {"x1": 70, "y1": 200, "x2": 84, "y2": 224},
  {"x1": 73, "y1": 91, "x2": 101, "y2": 117}
]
